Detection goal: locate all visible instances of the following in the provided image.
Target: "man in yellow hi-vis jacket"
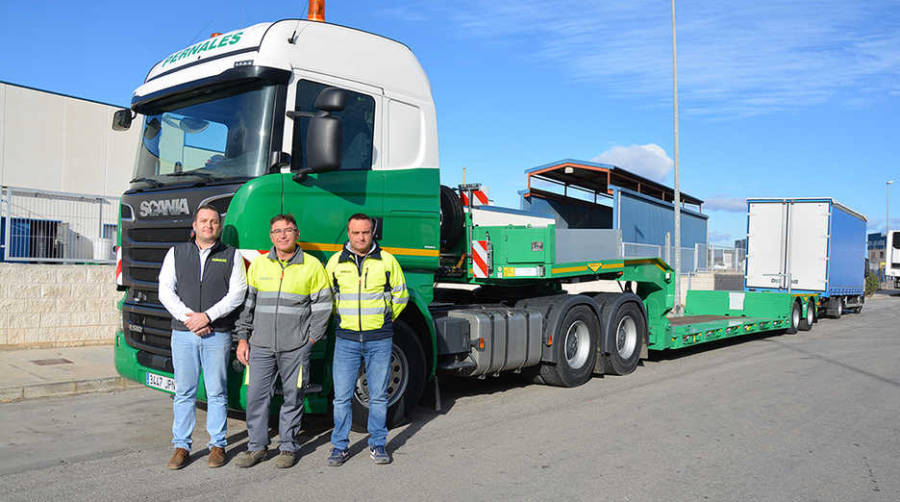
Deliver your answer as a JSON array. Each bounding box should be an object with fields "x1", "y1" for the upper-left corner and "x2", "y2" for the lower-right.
[
  {"x1": 325, "y1": 213, "x2": 408, "y2": 466},
  {"x1": 233, "y1": 214, "x2": 332, "y2": 469}
]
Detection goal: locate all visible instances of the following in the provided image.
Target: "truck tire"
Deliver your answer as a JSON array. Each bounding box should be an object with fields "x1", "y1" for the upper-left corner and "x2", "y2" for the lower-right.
[
  {"x1": 798, "y1": 299, "x2": 814, "y2": 331},
  {"x1": 439, "y1": 185, "x2": 464, "y2": 250},
  {"x1": 350, "y1": 320, "x2": 427, "y2": 432},
  {"x1": 785, "y1": 301, "x2": 801, "y2": 334},
  {"x1": 603, "y1": 301, "x2": 646, "y2": 375},
  {"x1": 830, "y1": 298, "x2": 843, "y2": 319},
  {"x1": 538, "y1": 305, "x2": 599, "y2": 387}
]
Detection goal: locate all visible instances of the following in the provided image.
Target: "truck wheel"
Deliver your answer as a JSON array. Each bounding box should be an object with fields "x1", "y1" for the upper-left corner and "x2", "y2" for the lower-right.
[
  {"x1": 798, "y1": 299, "x2": 814, "y2": 331},
  {"x1": 539, "y1": 305, "x2": 599, "y2": 387},
  {"x1": 350, "y1": 320, "x2": 427, "y2": 432},
  {"x1": 604, "y1": 301, "x2": 646, "y2": 375},
  {"x1": 786, "y1": 301, "x2": 801, "y2": 334},
  {"x1": 832, "y1": 298, "x2": 843, "y2": 319}
]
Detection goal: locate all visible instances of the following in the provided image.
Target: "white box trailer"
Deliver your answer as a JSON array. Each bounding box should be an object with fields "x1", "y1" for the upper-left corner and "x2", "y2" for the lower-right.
[
  {"x1": 745, "y1": 198, "x2": 867, "y2": 317},
  {"x1": 887, "y1": 230, "x2": 900, "y2": 288}
]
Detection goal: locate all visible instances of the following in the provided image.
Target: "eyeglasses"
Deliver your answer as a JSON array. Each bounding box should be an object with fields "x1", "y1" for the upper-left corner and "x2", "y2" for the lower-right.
[{"x1": 270, "y1": 227, "x2": 298, "y2": 236}]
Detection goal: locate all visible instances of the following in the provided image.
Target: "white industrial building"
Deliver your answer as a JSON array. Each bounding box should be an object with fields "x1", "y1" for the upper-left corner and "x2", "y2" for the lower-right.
[
  {"x1": 0, "y1": 81, "x2": 140, "y2": 195},
  {"x1": 1, "y1": 81, "x2": 141, "y2": 262}
]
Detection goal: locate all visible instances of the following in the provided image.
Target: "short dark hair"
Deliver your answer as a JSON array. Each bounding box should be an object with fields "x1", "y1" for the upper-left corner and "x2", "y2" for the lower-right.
[
  {"x1": 194, "y1": 204, "x2": 221, "y2": 223},
  {"x1": 270, "y1": 213, "x2": 298, "y2": 228},
  {"x1": 347, "y1": 213, "x2": 374, "y2": 230}
]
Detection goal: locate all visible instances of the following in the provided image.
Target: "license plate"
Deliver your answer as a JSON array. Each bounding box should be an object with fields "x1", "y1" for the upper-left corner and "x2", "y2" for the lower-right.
[{"x1": 146, "y1": 372, "x2": 176, "y2": 393}]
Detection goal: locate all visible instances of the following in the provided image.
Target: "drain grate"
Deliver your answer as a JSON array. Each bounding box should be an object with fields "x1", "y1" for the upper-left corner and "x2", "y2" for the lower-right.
[{"x1": 30, "y1": 358, "x2": 73, "y2": 366}]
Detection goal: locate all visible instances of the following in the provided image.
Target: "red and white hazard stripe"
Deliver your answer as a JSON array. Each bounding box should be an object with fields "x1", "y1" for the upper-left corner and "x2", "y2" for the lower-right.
[
  {"x1": 461, "y1": 189, "x2": 489, "y2": 206},
  {"x1": 115, "y1": 246, "x2": 123, "y2": 286},
  {"x1": 472, "y1": 240, "x2": 490, "y2": 278},
  {"x1": 238, "y1": 248, "x2": 269, "y2": 269}
]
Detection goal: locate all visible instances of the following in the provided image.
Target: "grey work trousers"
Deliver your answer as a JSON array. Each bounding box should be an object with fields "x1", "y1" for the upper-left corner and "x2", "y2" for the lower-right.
[{"x1": 245, "y1": 343, "x2": 312, "y2": 453}]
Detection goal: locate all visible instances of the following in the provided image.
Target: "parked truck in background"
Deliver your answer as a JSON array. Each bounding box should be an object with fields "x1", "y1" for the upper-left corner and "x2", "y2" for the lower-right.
[
  {"x1": 745, "y1": 198, "x2": 867, "y2": 318},
  {"x1": 887, "y1": 230, "x2": 900, "y2": 289},
  {"x1": 111, "y1": 9, "x2": 820, "y2": 430}
]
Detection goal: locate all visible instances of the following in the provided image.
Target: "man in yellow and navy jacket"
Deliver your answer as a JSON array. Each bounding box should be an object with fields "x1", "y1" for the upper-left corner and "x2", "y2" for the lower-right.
[
  {"x1": 325, "y1": 213, "x2": 408, "y2": 466},
  {"x1": 233, "y1": 214, "x2": 332, "y2": 469}
]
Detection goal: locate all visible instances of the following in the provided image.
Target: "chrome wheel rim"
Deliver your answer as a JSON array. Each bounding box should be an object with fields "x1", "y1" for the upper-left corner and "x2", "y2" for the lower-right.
[
  {"x1": 616, "y1": 316, "x2": 638, "y2": 359},
  {"x1": 792, "y1": 305, "x2": 800, "y2": 328},
  {"x1": 564, "y1": 320, "x2": 591, "y2": 369},
  {"x1": 806, "y1": 303, "x2": 814, "y2": 325},
  {"x1": 355, "y1": 345, "x2": 409, "y2": 408}
]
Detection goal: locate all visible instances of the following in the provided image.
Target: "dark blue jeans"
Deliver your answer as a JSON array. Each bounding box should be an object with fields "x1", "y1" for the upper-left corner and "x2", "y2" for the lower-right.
[{"x1": 331, "y1": 336, "x2": 393, "y2": 449}]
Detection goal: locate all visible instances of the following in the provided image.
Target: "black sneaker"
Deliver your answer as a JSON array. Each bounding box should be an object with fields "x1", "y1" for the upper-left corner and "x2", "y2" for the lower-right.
[
  {"x1": 369, "y1": 446, "x2": 391, "y2": 465},
  {"x1": 327, "y1": 447, "x2": 350, "y2": 467}
]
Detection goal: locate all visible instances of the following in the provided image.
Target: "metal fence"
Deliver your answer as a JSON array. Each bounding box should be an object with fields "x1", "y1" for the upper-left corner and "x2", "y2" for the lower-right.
[
  {"x1": 622, "y1": 241, "x2": 745, "y2": 274},
  {"x1": 1, "y1": 186, "x2": 119, "y2": 264}
]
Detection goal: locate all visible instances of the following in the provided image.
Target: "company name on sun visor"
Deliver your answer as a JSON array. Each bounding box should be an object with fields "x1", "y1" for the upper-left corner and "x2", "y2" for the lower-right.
[{"x1": 161, "y1": 31, "x2": 244, "y2": 67}]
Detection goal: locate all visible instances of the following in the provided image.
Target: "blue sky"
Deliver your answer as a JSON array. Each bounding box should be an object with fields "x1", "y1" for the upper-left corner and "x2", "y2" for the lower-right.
[{"x1": 1, "y1": 0, "x2": 898, "y2": 244}]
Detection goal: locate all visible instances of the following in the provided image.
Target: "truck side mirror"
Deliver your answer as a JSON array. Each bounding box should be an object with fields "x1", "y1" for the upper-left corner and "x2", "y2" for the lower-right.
[
  {"x1": 314, "y1": 87, "x2": 347, "y2": 112},
  {"x1": 305, "y1": 115, "x2": 342, "y2": 173},
  {"x1": 289, "y1": 87, "x2": 346, "y2": 181},
  {"x1": 112, "y1": 109, "x2": 133, "y2": 131}
]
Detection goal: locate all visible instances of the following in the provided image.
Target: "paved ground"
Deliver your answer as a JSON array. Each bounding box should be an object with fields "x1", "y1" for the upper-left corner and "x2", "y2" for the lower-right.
[{"x1": 1, "y1": 292, "x2": 898, "y2": 501}]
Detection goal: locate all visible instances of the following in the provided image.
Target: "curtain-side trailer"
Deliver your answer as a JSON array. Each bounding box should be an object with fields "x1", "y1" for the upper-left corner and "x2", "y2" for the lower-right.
[{"x1": 744, "y1": 198, "x2": 866, "y2": 318}]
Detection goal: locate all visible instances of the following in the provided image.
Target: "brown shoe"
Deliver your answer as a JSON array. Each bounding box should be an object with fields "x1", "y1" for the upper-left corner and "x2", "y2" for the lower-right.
[
  {"x1": 167, "y1": 448, "x2": 190, "y2": 470},
  {"x1": 208, "y1": 446, "x2": 226, "y2": 468}
]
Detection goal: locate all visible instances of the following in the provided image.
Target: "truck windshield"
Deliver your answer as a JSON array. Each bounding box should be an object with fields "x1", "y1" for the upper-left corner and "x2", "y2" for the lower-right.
[{"x1": 132, "y1": 82, "x2": 276, "y2": 185}]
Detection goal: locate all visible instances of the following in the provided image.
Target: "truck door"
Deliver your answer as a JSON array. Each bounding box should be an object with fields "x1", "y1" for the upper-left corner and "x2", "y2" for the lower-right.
[
  {"x1": 786, "y1": 201, "x2": 829, "y2": 291},
  {"x1": 280, "y1": 75, "x2": 384, "y2": 258},
  {"x1": 746, "y1": 201, "x2": 788, "y2": 289}
]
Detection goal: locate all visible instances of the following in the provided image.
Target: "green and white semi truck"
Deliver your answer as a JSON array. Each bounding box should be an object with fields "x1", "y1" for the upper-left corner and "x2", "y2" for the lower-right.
[{"x1": 112, "y1": 14, "x2": 817, "y2": 428}]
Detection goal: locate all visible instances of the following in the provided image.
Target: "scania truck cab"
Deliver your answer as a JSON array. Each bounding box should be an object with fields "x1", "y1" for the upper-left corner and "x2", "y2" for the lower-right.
[{"x1": 114, "y1": 19, "x2": 441, "y2": 427}]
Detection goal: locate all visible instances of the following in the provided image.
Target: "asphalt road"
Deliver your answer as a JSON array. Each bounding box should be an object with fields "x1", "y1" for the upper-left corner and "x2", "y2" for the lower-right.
[{"x1": 2, "y1": 293, "x2": 898, "y2": 501}]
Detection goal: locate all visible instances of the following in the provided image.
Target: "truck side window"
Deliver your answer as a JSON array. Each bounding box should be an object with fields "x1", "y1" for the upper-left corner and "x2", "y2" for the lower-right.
[{"x1": 292, "y1": 80, "x2": 375, "y2": 171}]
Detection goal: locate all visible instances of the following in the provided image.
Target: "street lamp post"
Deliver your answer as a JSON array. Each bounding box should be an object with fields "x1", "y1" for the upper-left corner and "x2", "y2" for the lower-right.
[
  {"x1": 888, "y1": 180, "x2": 894, "y2": 278},
  {"x1": 671, "y1": 0, "x2": 682, "y2": 314}
]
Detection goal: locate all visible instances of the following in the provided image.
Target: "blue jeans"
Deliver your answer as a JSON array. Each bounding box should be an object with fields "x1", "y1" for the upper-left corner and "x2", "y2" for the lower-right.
[
  {"x1": 331, "y1": 336, "x2": 393, "y2": 450},
  {"x1": 170, "y1": 329, "x2": 231, "y2": 450}
]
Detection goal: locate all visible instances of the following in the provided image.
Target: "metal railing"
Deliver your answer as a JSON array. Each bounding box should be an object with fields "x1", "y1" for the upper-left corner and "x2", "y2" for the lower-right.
[
  {"x1": 622, "y1": 241, "x2": 745, "y2": 274},
  {"x1": 1, "y1": 186, "x2": 119, "y2": 264}
]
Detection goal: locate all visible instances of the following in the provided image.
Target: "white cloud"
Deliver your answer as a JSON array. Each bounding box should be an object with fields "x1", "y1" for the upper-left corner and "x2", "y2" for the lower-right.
[
  {"x1": 591, "y1": 144, "x2": 673, "y2": 182},
  {"x1": 705, "y1": 197, "x2": 746, "y2": 213},
  {"x1": 420, "y1": 0, "x2": 900, "y2": 118}
]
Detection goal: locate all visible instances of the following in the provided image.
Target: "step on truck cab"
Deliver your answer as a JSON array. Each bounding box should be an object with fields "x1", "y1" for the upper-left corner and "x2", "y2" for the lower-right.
[{"x1": 113, "y1": 7, "x2": 818, "y2": 430}]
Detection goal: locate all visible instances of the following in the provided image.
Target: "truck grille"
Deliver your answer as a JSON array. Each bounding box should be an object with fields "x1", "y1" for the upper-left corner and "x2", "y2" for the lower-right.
[{"x1": 121, "y1": 225, "x2": 192, "y2": 355}]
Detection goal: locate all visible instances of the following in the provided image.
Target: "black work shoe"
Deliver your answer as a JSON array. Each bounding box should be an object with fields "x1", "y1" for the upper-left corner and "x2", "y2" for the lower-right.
[
  {"x1": 274, "y1": 451, "x2": 296, "y2": 469},
  {"x1": 327, "y1": 448, "x2": 350, "y2": 467},
  {"x1": 233, "y1": 449, "x2": 267, "y2": 468},
  {"x1": 369, "y1": 446, "x2": 392, "y2": 465}
]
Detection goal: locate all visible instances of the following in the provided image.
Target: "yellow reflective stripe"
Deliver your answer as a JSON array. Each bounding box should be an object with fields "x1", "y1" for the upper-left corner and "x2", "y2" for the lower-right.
[
  {"x1": 243, "y1": 365, "x2": 250, "y2": 386},
  {"x1": 297, "y1": 364, "x2": 303, "y2": 388},
  {"x1": 300, "y1": 241, "x2": 439, "y2": 257}
]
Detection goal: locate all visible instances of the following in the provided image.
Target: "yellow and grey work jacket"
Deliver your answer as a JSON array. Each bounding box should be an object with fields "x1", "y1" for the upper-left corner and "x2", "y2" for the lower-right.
[
  {"x1": 236, "y1": 247, "x2": 333, "y2": 352},
  {"x1": 325, "y1": 243, "x2": 408, "y2": 341}
]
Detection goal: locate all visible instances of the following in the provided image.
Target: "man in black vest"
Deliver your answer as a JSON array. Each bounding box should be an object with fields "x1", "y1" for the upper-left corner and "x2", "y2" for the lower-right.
[{"x1": 158, "y1": 204, "x2": 247, "y2": 470}]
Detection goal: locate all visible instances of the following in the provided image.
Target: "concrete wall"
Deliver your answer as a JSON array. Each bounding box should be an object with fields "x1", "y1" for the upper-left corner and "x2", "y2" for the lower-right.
[{"x1": 0, "y1": 263, "x2": 119, "y2": 348}]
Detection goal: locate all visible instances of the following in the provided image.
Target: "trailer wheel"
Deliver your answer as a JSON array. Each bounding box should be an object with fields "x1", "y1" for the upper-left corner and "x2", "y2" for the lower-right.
[
  {"x1": 350, "y1": 320, "x2": 427, "y2": 432},
  {"x1": 539, "y1": 305, "x2": 599, "y2": 387},
  {"x1": 830, "y1": 298, "x2": 843, "y2": 319},
  {"x1": 604, "y1": 301, "x2": 646, "y2": 375},
  {"x1": 798, "y1": 299, "x2": 814, "y2": 331},
  {"x1": 785, "y1": 301, "x2": 801, "y2": 334}
]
